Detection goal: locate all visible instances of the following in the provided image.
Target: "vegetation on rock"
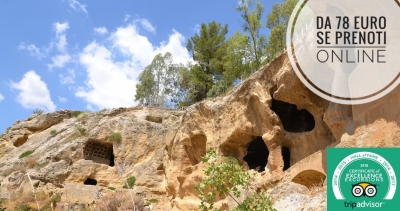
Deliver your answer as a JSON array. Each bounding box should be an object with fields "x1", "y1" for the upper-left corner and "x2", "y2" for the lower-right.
[
  {"x1": 109, "y1": 132, "x2": 122, "y2": 143},
  {"x1": 122, "y1": 176, "x2": 136, "y2": 189},
  {"x1": 19, "y1": 150, "x2": 34, "y2": 159},
  {"x1": 196, "y1": 149, "x2": 276, "y2": 211}
]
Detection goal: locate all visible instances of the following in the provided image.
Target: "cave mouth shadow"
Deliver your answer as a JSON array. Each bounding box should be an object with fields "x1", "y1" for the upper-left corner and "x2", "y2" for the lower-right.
[
  {"x1": 84, "y1": 178, "x2": 97, "y2": 186},
  {"x1": 271, "y1": 99, "x2": 315, "y2": 132},
  {"x1": 282, "y1": 146, "x2": 291, "y2": 171},
  {"x1": 243, "y1": 137, "x2": 269, "y2": 172}
]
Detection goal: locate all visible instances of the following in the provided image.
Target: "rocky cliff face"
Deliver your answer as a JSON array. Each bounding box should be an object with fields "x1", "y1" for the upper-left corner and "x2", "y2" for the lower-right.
[{"x1": 1, "y1": 51, "x2": 399, "y2": 210}]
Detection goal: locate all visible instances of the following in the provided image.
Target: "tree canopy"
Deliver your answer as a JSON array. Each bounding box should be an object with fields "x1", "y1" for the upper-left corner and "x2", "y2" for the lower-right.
[{"x1": 135, "y1": 1, "x2": 298, "y2": 108}]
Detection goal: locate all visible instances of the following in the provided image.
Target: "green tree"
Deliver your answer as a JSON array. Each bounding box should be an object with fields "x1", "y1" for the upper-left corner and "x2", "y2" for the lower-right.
[
  {"x1": 266, "y1": 0, "x2": 298, "y2": 61},
  {"x1": 208, "y1": 31, "x2": 253, "y2": 97},
  {"x1": 196, "y1": 149, "x2": 276, "y2": 211},
  {"x1": 186, "y1": 21, "x2": 228, "y2": 101},
  {"x1": 237, "y1": 0, "x2": 268, "y2": 70},
  {"x1": 135, "y1": 52, "x2": 178, "y2": 108}
]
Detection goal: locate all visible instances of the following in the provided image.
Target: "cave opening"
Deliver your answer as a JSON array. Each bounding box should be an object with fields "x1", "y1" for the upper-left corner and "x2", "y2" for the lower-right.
[
  {"x1": 282, "y1": 146, "x2": 291, "y2": 171},
  {"x1": 84, "y1": 178, "x2": 97, "y2": 186},
  {"x1": 109, "y1": 148, "x2": 115, "y2": 167},
  {"x1": 271, "y1": 99, "x2": 315, "y2": 132},
  {"x1": 84, "y1": 141, "x2": 115, "y2": 167},
  {"x1": 243, "y1": 137, "x2": 269, "y2": 172}
]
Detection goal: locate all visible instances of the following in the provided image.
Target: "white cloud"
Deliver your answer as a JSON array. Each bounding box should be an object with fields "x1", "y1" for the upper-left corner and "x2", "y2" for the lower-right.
[
  {"x1": 124, "y1": 14, "x2": 131, "y2": 22},
  {"x1": 58, "y1": 96, "x2": 68, "y2": 103},
  {"x1": 0, "y1": 93, "x2": 4, "y2": 101},
  {"x1": 54, "y1": 22, "x2": 69, "y2": 52},
  {"x1": 48, "y1": 22, "x2": 72, "y2": 69},
  {"x1": 68, "y1": 0, "x2": 87, "y2": 14},
  {"x1": 76, "y1": 42, "x2": 138, "y2": 109},
  {"x1": 18, "y1": 42, "x2": 46, "y2": 59},
  {"x1": 11, "y1": 70, "x2": 56, "y2": 112},
  {"x1": 48, "y1": 54, "x2": 71, "y2": 69},
  {"x1": 59, "y1": 69, "x2": 75, "y2": 84},
  {"x1": 155, "y1": 30, "x2": 192, "y2": 64},
  {"x1": 193, "y1": 24, "x2": 201, "y2": 34},
  {"x1": 135, "y1": 19, "x2": 156, "y2": 34},
  {"x1": 76, "y1": 22, "x2": 191, "y2": 110},
  {"x1": 55, "y1": 22, "x2": 69, "y2": 35},
  {"x1": 94, "y1": 27, "x2": 108, "y2": 35}
]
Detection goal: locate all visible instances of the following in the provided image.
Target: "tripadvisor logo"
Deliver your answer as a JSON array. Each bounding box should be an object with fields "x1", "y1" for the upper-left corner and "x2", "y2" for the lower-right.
[{"x1": 329, "y1": 150, "x2": 397, "y2": 210}]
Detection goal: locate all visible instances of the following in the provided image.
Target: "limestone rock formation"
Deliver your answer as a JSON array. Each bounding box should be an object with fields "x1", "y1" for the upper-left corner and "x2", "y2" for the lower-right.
[{"x1": 0, "y1": 51, "x2": 399, "y2": 210}]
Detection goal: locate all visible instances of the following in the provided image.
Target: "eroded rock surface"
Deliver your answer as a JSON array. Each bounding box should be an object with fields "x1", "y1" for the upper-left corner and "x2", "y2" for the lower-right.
[{"x1": 1, "y1": 51, "x2": 399, "y2": 210}]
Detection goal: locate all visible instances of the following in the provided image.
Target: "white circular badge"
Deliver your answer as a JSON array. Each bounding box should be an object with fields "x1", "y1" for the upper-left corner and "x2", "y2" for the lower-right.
[{"x1": 287, "y1": 0, "x2": 400, "y2": 104}]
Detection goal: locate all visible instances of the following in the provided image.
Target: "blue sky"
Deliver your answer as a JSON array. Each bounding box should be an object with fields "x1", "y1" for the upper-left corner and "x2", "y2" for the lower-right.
[{"x1": 0, "y1": 0, "x2": 279, "y2": 133}]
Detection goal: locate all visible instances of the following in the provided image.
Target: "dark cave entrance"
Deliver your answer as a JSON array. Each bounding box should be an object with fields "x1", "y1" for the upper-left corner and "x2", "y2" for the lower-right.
[
  {"x1": 109, "y1": 148, "x2": 115, "y2": 167},
  {"x1": 282, "y1": 146, "x2": 291, "y2": 171},
  {"x1": 243, "y1": 137, "x2": 269, "y2": 172},
  {"x1": 84, "y1": 141, "x2": 115, "y2": 167},
  {"x1": 271, "y1": 99, "x2": 315, "y2": 132},
  {"x1": 84, "y1": 178, "x2": 97, "y2": 186}
]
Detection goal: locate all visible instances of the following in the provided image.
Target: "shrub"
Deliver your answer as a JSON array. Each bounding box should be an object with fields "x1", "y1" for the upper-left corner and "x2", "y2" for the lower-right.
[
  {"x1": 40, "y1": 193, "x2": 61, "y2": 211},
  {"x1": 19, "y1": 150, "x2": 34, "y2": 159},
  {"x1": 76, "y1": 125, "x2": 86, "y2": 136},
  {"x1": 77, "y1": 113, "x2": 89, "y2": 122},
  {"x1": 33, "y1": 109, "x2": 44, "y2": 115},
  {"x1": 122, "y1": 176, "x2": 136, "y2": 189},
  {"x1": 108, "y1": 186, "x2": 116, "y2": 191},
  {"x1": 0, "y1": 198, "x2": 5, "y2": 211},
  {"x1": 149, "y1": 198, "x2": 159, "y2": 203},
  {"x1": 96, "y1": 192, "x2": 144, "y2": 211},
  {"x1": 50, "y1": 130, "x2": 57, "y2": 136},
  {"x1": 109, "y1": 132, "x2": 122, "y2": 143},
  {"x1": 14, "y1": 204, "x2": 33, "y2": 211},
  {"x1": 71, "y1": 110, "x2": 83, "y2": 117},
  {"x1": 36, "y1": 162, "x2": 48, "y2": 169},
  {"x1": 196, "y1": 148, "x2": 276, "y2": 211}
]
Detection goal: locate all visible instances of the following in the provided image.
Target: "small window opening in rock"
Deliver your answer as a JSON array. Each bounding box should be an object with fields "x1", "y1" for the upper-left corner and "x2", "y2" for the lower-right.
[
  {"x1": 84, "y1": 178, "x2": 97, "y2": 185},
  {"x1": 271, "y1": 99, "x2": 315, "y2": 132},
  {"x1": 243, "y1": 137, "x2": 269, "y2": 172},
  {"x1": 282, "y1": 146, "x2": 291, "y2": 171},
  {"x1": 83, "y1": 141, "x2": 115, "y2": 167}
]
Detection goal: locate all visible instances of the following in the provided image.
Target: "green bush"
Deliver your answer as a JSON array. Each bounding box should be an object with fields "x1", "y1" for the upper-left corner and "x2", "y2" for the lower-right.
[
  {"x1": 122, "y1": 176, "x2": 136, "y2": 189},
  {"x1": 50, "y1": 130, "x2": 57, "y2": 135},
  {"x1": 109, "y1": 132, "x2": 122, "y2": 143},
  {"x1": 0, "y1": 198, "x2": 5, "y2": 211},
  {"x1": 76, "y1": 125, "x2": 86, "y2": 136},
  {"x1": 36, "y1": 162, "x2": 47, "y2": 168},
  {"x1": 19, "y1": 150, "x2": 34, "y2": 159},
  {"x1": 196, "y1": 149, "x2": 276, "y2": 211},
  {"x1": 71, "y1": 110, "x2": 83, "y2": 117},
  {"x1": 77, "y1": 113, "x2": 89, "y2": 122},
  {"x1": 149, "y1": 198, "x2": 159, "y2": 203},
  {"x1": 40, "y1": 193, "x2": 61, "y2": 211},
  {"x1": 108, "y1": 186, "x2": 116, "y2": 191},
  {"x1": 15, "y1": 204, "x2": 33, "y2": 211},
  {"x1": 33, "y1": 108, "x2": 44, "y2": 114}
]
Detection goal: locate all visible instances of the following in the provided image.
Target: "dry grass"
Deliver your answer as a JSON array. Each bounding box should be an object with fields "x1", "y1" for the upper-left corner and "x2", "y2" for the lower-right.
[
  {"x1": 3, "y1": 190, "x2": 61, "y2": 211},
  {"x1": 25, "y1": 156, "x2": 38, "y2": 169},
  {"x1": 96, "y1": 191, "x2": 144, "y2": 211},
  {"x1": 0, "y1": 163, "x2": 26, "y2": 177},
  {"x1": 308, "y1": 179, "x2": 326, "y2": 196}
]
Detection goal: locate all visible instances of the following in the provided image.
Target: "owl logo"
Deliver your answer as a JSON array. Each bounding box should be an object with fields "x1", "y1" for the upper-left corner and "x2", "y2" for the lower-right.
[{"x1": 352, "y1": 182, "x2": 377, "y2": 197}]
